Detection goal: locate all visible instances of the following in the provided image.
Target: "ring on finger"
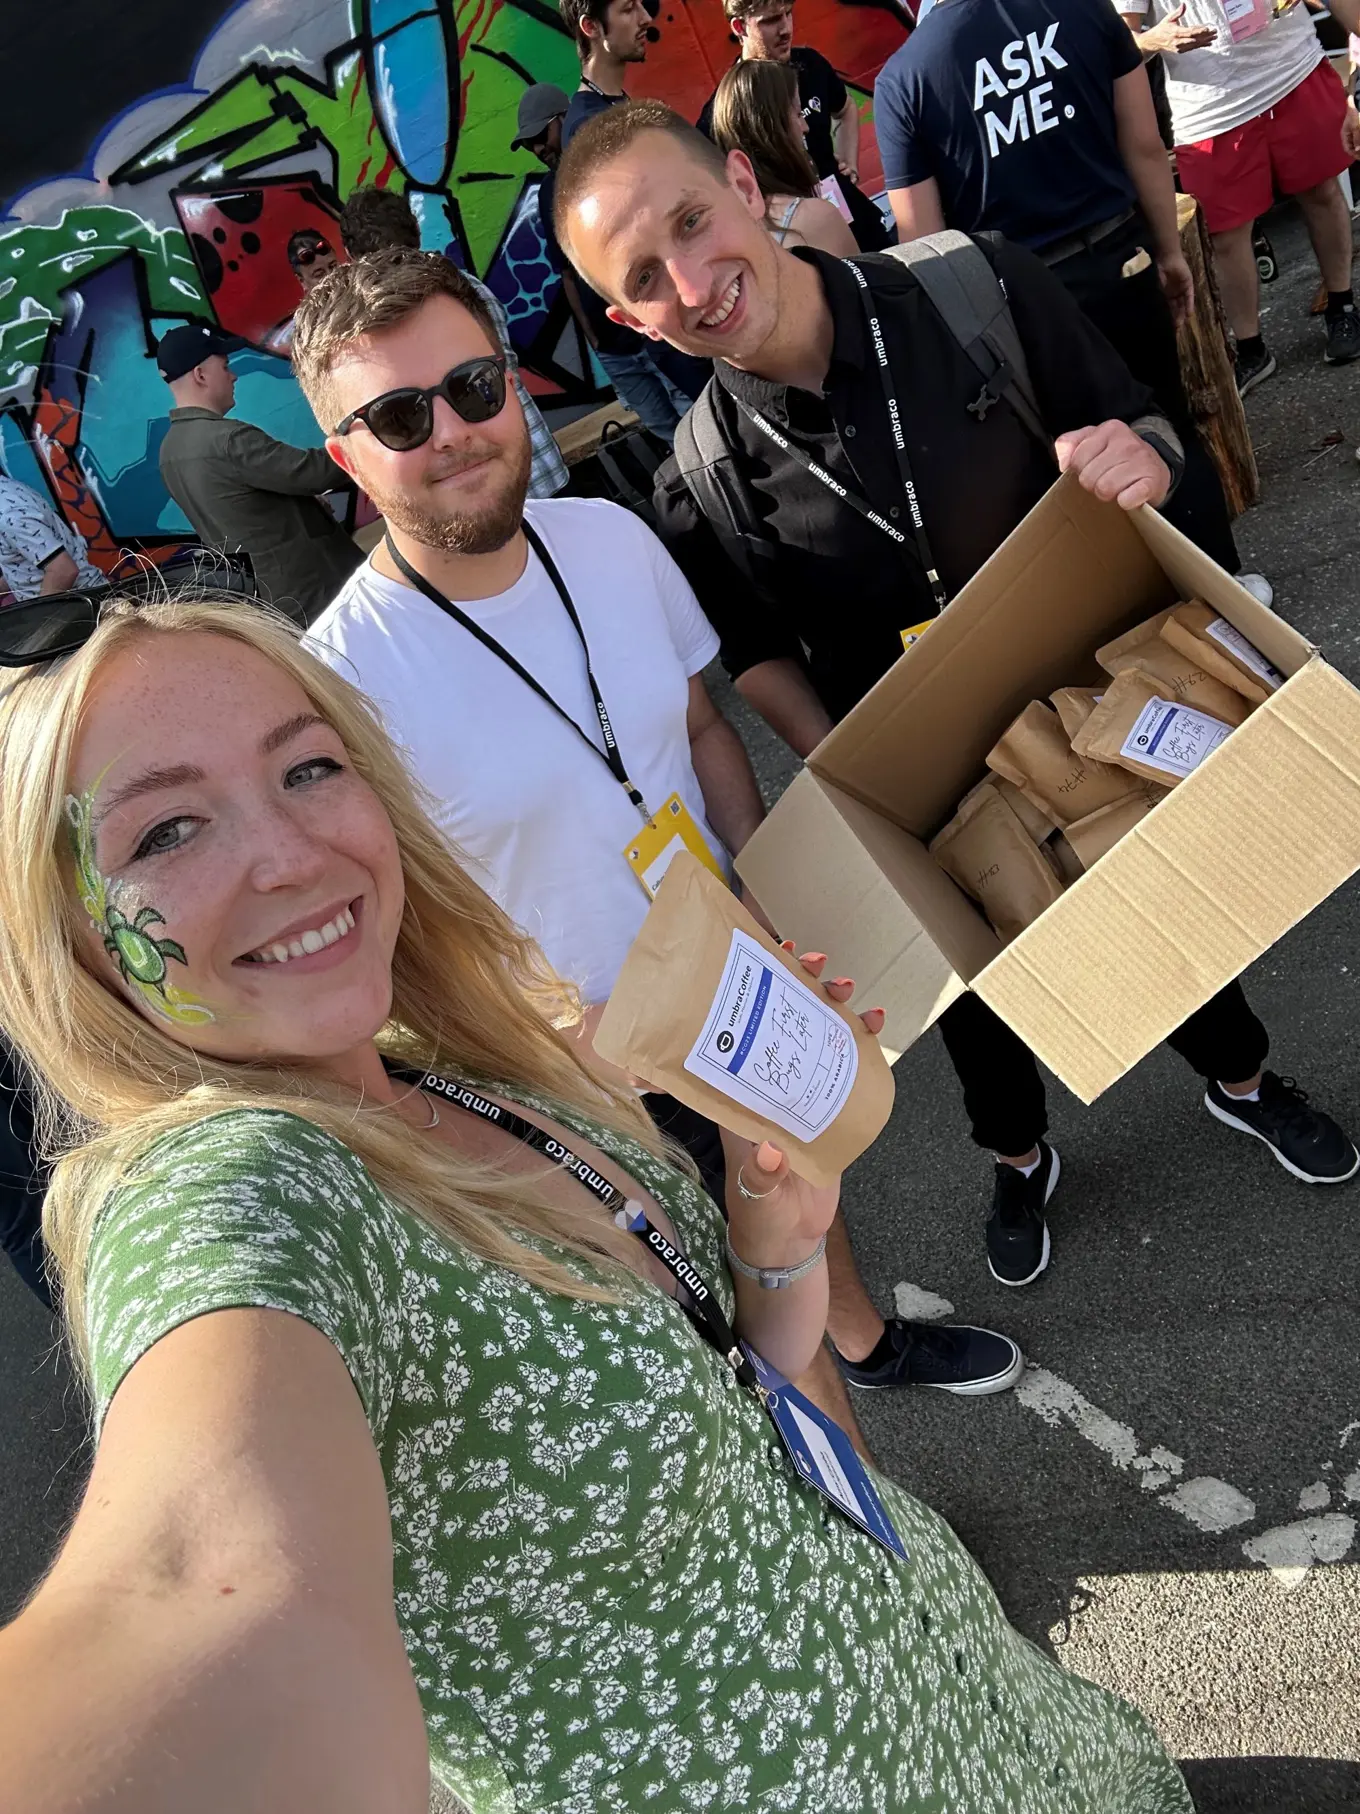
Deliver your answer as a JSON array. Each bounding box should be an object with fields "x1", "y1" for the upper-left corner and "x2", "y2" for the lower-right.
[{"x1": 736, "y1": 1164, "x2": 781, "y2": 1201}]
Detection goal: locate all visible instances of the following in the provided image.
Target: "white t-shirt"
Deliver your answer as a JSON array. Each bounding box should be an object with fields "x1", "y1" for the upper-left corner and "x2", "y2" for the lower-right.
[
  {"x1": 1118, "y1": 0, "x2": 1321, "y2": 144},
  {"x1": 307, "y1": 497, "x2": 725, "y2": 1004},
  {"x1": 0, "y1": 475, "x2": 105, "y2": 600}
]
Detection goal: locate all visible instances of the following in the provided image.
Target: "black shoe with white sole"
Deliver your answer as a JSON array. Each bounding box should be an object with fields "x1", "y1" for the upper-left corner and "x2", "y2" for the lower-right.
[
  {"x1": 986, "y1": 1140, "x2": 1059, "y2": 1287},
  {"x1": 833, "y1": 1319, "x2": 1024, "y2": 1395},
  {"x1": 1205, "y1": 1072, "x2": 1359, "y2": 1184},
  {"x1": 1234, "y1": 343, "x2": 1277, "y2": 397},
  {"x1": 1325, "y1": 306, "x2": 1360, "y2": 366}
]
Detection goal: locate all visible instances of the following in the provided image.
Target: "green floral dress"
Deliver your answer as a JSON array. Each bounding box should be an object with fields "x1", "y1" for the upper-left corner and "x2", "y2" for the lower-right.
[{"x1": 85, "y1": 1093, "x2": 1191, "y2": 1814}]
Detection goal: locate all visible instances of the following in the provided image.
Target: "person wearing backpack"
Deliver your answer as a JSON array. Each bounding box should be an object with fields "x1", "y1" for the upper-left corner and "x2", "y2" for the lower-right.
[
  {"x1": 872, "y1": 0, "x2": 1264, "y2": 588},
  {"x1": 552, "y1": 99, "x2": 1359, "y2": 1384}
]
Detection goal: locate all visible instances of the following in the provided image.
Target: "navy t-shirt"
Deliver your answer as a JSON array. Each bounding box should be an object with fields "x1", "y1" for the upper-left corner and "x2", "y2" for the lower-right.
[{"x1": 873, "y1": 0, "x2": 1141, "y2": 250}]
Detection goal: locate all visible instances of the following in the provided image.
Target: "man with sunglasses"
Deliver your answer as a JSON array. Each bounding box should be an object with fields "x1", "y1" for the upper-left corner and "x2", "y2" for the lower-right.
[
  {"x1": 156, "y1": 321, "x2": 364, "y2": 627},
  {"x1": 287, "y1": 229, "x2": 339, "y2": 296},
  {"x1": 337, "y1": 185, "x2": 568, "y2": 500},
  {"x1": 295, "y1": 247, "x2": 766, "y2": 1068}
]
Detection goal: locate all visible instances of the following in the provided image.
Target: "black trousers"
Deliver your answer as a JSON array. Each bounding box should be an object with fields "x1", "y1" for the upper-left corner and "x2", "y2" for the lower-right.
[
  {"x1": 937, "y1": 980, "x2": 1270, "y2": 1155},
  {"x1": 646, "y1": 1091, "x2": 727, "y2": 1207},
  {"x1": 1047, "y1": 213, "x2": 1241, "y2": 575},
  {"x1": 0, "y1": 1041, "x2": 52, "y2": 1310}
]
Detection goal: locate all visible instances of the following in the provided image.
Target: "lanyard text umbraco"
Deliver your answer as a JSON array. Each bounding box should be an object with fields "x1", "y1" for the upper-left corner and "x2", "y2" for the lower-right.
[
  {"x1": 406, "y1": 1068, "x2": 761, "y2": 1392},
  {"x1": 384, "y1": 524, "x2": 651, "y2": 818},
  {"x1": 735, "y1": 258, "x2": 950, "y2": 617}
]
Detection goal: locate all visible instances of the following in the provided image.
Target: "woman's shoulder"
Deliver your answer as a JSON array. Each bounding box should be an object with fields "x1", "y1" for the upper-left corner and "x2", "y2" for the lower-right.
[{"x1": 128, "y1": 1104, "x2": 379, "y2": 1197}]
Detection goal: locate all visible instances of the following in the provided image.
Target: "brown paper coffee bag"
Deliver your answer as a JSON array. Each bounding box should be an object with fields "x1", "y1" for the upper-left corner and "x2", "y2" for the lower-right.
[
  {"x1": 1118, "y1": 643, "x2": 1251, "y2": 726},
  {"x1": 1063, "y1": 787, "x2": 1165, "y2": 869},
  {"x1": 1072, "y1": 668, "x2": 1236, "y2": 788},
  {"x1": 594, "y1": 854, "x2": 894, "y2": 1187},
  {"x1": 1095, "y1": 607, "x2": 1178, "y2": 675},
  {"x1": 1159, "y1": 600, "x2": 1281, "y2": 706},
  {"x1": 986, "y1": 700, "x2": 1134, "y2": 827},
  {"x1": 960, "y1": 774, "x2": 1056, "y2": 844},
  {"x1": 930, "y1": 782, "x2": 1065, "y2": 943},
  {"x1": 1050, "y1": 686, "x2": 1105, "y2": 742}
]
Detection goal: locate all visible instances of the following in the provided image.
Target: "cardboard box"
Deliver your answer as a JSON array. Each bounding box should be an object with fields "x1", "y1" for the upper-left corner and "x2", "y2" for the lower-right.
[{"x1": 735, "y1": 475, "x2": 1360, "y2": 1102}]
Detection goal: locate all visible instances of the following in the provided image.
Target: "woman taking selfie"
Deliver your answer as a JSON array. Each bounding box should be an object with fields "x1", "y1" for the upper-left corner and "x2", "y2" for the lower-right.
[
  {"x1": 711, "y1": 60, "x2": 860, "y2": 257},
  {"x1": 0, "y1": 594, "x2": 1189, "y2": 1812}
]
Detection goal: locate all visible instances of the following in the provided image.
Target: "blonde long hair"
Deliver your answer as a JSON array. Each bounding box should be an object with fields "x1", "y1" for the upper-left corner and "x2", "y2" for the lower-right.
[{"x1": 0, "y1": 595, "x2": 670, "y2": 1376}]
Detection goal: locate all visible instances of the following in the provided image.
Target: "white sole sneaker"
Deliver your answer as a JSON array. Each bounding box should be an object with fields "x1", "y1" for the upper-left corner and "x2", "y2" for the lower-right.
[
  {"x1": 1204, "y1": 1091, "x2": 1360, "y2": 1184},
  {"x1": 921, "y1": 1333, "x2": 1027, "y2": 1396},
  {"x1": 986, "y1": 1145, "x2": 1060, "y2": 1288}
]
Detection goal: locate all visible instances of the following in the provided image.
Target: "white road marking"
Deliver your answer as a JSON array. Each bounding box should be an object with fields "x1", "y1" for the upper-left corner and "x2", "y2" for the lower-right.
[
  {"x1": 1242, "y1": 1514, "x2": 1358, "y2": 1589},
  {"x1": 892, "y1": 1282, "x2": 956, "y2": 1322},
  {"x1": 894, "y1": 1280, "x2": 1360, "y2": 1576},
  {"x1": 1013, "y1": 1365, "x2": 1257, "y2": 1533}
]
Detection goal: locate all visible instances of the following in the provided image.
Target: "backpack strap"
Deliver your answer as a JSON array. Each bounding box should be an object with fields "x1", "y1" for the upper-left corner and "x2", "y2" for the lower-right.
[
  {"x1": 878, "y1": 229, "x2": 1052, "y2": 453},
  {"x1": 671, "y1": 387, "x2": 775, "y2": 594}
]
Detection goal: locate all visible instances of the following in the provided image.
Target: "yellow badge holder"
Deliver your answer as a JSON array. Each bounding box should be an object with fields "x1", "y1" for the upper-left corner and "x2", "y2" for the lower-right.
[{"x1": 625, "y1": 792, "x2": 727, "y2": 900}]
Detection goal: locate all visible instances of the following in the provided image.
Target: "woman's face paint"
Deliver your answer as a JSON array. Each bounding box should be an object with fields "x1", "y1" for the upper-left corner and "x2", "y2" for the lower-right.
[
  {"x1": 66, "y1": 782, "x2": 215, "y2": 1026},
  {"x1": 66, "y1": 632, "x2": 405, "y2": 1069}
]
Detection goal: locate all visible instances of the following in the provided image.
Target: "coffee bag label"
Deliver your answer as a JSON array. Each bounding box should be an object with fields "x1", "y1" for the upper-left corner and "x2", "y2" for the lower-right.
[
  {"x1": 1204, "y1": 617, "x2": 1283, "y2": 688},
  {"x1": 685, "y1": 928, "x2": 859, "y2": 1139},
  {"x1": 1120, "y1": 695, "x2": 1232, "y2": 779}
]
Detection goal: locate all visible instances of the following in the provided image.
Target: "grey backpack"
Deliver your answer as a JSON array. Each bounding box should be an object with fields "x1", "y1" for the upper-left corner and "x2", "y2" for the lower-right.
[{"x1": 671, "y1": 230, "x2": 1052, "y2": 590}]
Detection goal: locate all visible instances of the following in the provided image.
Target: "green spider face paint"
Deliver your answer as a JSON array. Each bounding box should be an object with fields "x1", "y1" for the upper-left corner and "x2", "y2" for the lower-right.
[{"x1": 65, "y1": 784, "x2": 216, "y2": 1027}]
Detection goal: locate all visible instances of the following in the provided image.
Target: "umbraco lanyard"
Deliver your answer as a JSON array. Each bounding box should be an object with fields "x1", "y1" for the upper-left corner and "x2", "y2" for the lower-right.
[
  {"x1": 406, "y1": 1069, "x2": 762, "y2": 1393},
  {"x1": 733, "y1": 258, "x2": 951, "y2": 617},
  {"x1": 384, "y1": 525, "x2": 651, "y2": 819}
]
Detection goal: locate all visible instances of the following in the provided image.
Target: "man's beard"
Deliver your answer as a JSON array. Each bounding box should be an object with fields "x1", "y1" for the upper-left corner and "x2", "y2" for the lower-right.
[{"x1": 369, "y1": 436, "x2": 532, "y2": 555}]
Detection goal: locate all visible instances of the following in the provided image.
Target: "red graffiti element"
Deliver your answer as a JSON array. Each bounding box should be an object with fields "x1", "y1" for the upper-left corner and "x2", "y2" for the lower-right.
[
  {"x1": 31, "y1": 400, "x2": 121, "y2": 570},
  {"x1": 174, "y1": 182, "x2": 346, "y2": 349}
]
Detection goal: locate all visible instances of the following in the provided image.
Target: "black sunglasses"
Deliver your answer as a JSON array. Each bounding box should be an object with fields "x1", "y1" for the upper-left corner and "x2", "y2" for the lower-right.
[
  {"x1": 292, "y1": 242, "x2": 333, "y2": 269},
  {"x1": 0, "y1": 550, "x2": 256, "y2": 669},
  {"x1": 334, "y1": 355, "x2": 509, "y2": 452}
]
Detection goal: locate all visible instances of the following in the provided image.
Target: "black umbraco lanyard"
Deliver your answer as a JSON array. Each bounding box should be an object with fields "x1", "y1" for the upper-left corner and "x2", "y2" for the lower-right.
[
  {"x1": 384, "y1": 525, "x2": 651, "y2": 819},
  {"x1": 735, "y1": 258, "x2": 950, "y2": 617},
  {"x1": 407, "y1": 1068, "x2": 762, "y2": 1393}
]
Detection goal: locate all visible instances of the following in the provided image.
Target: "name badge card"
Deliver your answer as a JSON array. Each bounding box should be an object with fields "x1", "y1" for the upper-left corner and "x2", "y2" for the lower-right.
[
  {"x1": 624, "y1": 791, "x2": 727, "y2": 899},
  {"x1": 744, "y1": 1346, "x2": 907, "y2": 1558}
]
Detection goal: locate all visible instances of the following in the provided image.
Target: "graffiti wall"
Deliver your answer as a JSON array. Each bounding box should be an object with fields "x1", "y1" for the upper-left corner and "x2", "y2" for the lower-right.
[{"x1": 0, "y1": 0, "x2": 905, "y2": 570}]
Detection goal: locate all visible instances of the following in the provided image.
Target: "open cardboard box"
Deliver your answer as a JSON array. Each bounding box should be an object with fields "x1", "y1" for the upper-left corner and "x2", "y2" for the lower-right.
[{"x1": 735, "y1": 474, "x2": 1360, "y2": 1103}]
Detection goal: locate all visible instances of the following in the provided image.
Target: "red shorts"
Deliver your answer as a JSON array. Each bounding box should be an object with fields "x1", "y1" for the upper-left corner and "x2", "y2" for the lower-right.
[{"x1": 1176, "y1": 58, "x2": 1351, "y2": 234}]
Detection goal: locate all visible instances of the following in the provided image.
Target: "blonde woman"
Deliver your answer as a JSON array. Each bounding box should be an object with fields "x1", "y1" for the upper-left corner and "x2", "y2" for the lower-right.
[
  {"x1": 712, "y1": 60, "x2": 859, "y2": 256},
  {"x1": 0, "y1": 594, "x2": 1190, "y2": 1812}
]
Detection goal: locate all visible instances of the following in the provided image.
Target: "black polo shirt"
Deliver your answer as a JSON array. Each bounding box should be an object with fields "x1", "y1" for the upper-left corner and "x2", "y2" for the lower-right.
[{"x1": 653, "y1": 240, "x2": 1159, "y2": 722}]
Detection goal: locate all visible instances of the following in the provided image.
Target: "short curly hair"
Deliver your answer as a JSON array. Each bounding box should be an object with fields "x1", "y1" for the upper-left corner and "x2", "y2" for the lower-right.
[
  {"x1": 339, "y1": 186, "x2": 421, "y2": 258},
  {"x1": 291, "y1": 248, "x2": 499, "y2": 433}
]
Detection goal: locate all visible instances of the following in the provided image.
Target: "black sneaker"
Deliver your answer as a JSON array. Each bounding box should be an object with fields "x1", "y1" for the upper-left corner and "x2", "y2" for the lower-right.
[
  {"x1": 833, "y1": 1319, "x2": 1024, "y2": 1396},
  {"x1": 1205, "y1": 1072, "x2": 1359, "y2": 1184},
  {"x1": 1235, "y1": 343, "x2": 1277, "y2": 397},
  {"x1": 1325, "y1": 306, "x2": 1360, "y2": 365},
  {"x1": 986, "y1": 1140, "x2": 1059, "y2": 1287}
]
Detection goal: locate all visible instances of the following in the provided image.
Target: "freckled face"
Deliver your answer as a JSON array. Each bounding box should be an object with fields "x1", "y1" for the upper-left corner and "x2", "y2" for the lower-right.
[{"x1": 68, "y1": 633, "x2": 405, "y2": 1067}]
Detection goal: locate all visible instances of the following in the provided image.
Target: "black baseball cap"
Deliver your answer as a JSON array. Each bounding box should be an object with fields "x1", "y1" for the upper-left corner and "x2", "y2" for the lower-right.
[
  {"x1": 510, "y1": 84, "x2": 570, "y2": 151},
  {"x1": 156, "y1": 322, "x2": 244, "y2": 382}
]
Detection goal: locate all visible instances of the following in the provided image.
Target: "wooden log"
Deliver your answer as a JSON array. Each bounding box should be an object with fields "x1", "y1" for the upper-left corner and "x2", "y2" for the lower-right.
[{"x1": 1175, "y1": 191, "x2": 1260, "y2": 517}]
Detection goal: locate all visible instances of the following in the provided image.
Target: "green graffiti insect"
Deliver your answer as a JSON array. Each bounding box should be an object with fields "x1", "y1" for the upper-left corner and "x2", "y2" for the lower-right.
[{"x1": 64, "y1": 785, "x2": 215, "y2": 1026}]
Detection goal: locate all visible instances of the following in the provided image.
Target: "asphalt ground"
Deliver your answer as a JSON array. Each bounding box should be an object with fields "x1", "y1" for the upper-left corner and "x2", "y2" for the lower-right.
[{"x1": 3, "y1": 201, "x2": 1359, "y2": 1810}]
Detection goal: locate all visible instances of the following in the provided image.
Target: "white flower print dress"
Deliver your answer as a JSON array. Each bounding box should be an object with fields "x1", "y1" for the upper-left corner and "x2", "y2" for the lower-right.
[{"x1": 85, "y1": 1097, "x2": 1192, "y2": 1814}]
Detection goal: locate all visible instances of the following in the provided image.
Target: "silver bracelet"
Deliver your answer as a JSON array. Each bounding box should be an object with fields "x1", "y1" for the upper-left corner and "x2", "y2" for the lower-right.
[{"x1": 724, "y1": 1231, "x2": 827, "y2": 1290}]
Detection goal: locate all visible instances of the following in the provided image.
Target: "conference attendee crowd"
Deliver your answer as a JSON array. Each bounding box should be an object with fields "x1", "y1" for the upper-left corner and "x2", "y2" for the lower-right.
[{"x1": 2, "y1": 0, "x2": 1358, "y2": 1806}]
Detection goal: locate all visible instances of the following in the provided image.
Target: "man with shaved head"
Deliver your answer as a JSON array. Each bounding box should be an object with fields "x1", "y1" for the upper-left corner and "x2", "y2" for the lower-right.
[{"x1": 554, "y1": 99, "x2": 1358, "y2": 1394}]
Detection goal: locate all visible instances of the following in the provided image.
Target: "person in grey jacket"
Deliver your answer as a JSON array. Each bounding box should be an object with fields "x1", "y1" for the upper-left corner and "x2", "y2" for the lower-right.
[{"x1": 156, "y1": 322, "x2": 363, "y2": 626}]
